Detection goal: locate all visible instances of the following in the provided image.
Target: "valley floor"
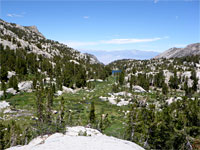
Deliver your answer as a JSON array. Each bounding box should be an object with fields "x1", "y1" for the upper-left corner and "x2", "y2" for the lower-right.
[{"x1": 1, "y1": 76, "x2": 200, "y2": 149}]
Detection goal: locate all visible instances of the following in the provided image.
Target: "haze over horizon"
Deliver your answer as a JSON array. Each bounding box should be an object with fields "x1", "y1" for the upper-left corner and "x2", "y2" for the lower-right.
[{"x1": 0, "y1": 0, "x2": 199, "y2": 63}]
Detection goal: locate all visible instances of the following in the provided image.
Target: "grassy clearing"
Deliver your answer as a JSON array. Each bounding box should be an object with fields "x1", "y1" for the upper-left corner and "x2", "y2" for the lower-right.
[
  {"x1": 1, "y1": 77, "x2": 131, "y2": 140},
  {"x1": 1, "y1": 76, "x2": 191, "y2": 141}
]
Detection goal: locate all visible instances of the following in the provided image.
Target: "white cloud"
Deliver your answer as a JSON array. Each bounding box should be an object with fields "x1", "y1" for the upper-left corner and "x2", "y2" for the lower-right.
[
  {"x1": 65, "y1": 37, "x2": 164, "y2": 48},
  {"x1": 83, "y1": 16, "x2": 89, "y2": 19},
  {"x1": 7, "y1": 13, "x2": 23, "y2": 17},
  {"x1": 103, "y1": 38, "x2": 161, "y2": 44},
  {"x1": 63, "y1": 36, "x2": 163, "y2": 48}
]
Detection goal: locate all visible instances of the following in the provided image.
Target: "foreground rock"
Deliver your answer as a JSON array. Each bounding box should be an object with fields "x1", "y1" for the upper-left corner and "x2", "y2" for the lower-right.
[{"x1": 7, "y1": 126, "x2": 144, "y2": 150}]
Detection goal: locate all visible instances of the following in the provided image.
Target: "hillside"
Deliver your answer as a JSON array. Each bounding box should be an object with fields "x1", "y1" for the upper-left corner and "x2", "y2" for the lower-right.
[
  {"x1": 108, "y1": 56, "x2": 200, "y2": 93},
  {"x1": 155, "y1": 43, "x2": 200, "y2": 59},
  {"x1": 0, "y1": 19, "x2": 101, "y2": 64},
  {"x1": 0, "y1": 19, "x2": 111, "y2": 91}
]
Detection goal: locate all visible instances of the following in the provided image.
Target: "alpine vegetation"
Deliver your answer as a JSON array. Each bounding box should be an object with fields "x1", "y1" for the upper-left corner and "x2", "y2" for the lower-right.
[{"x1": 0, "y1": 17, "x2": 200, "y2": 150}]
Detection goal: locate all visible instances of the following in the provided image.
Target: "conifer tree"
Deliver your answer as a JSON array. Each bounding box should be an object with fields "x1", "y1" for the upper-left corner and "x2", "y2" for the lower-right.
[
  {"x1": 0, "y1": 65, "x2": 8, "y2": 82},
  {"x1": 11, "y1": 76, "x2": 18, "y2": 91},
  {"x1": 119, "y1": 71, "x2": 125, "y2": 85},
  {"x1": 154, "y1": 71, "x2": 164, "y2": 88},
  {"x1": 32, "y1": 78, "x2": 37, "y2": 89},
  {"x1": 89, "y1": 101, "x2": 95, "y2": 124},
  {"x1": 0, "y1": 122, "x2": 5, "y2": 150},
  {"x1": 36, "y1": 88, "x2": 44, "y2": 123},
  {"x1": 169, "y1": 71, "x2": 178, "y2": 89},
  {"x1": 191, "y1": 70, "x2": 198, "y2": 92},
  {"x1": 46, "y1": 88, "x2": 53, "y2": 123},
  {"x1": 184, "y1": 79, "x2": 192, "y2": 97},
  {"x1": 52, "y1": 83, "x2": 56, "y2": 94},
  {"x1": 1, "y1": 80, "x2": 7, "y2": 98},
  {"x1": 59, "y1": 96, "x2": 65, "y2": 124},
  {"x1": 130, "y1": 78, "x2": 133, "y2": 91},
  {"x1": 127, "y1": 101, "x2": 137, "y2": 141},
  {"x1": 162, "y1": 82, "x2": 168, "y2": 95}
]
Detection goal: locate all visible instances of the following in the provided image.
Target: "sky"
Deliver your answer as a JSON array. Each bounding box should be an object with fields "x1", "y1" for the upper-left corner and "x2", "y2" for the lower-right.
[{"x1": 0, "y1": 0, "x2": 199, "y2": 63}]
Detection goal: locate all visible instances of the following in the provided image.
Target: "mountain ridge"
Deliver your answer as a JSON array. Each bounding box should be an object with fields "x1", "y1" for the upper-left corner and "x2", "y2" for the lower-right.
[
  {"x1": 0, "y1": 19, "x2": 102, "y2": 65},
  {"x1": 154, "y1": 43, "x2": 200, "y2": 59}
]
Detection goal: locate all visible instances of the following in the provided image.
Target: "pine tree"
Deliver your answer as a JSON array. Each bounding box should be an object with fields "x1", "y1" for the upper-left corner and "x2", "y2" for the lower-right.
[
  {"x1": 191, "y1": 70, "x2": 198, "y2": 92},
  {"x1": 89, "y1": 101, "x2": 95, "y2": 124},
  {"x1": 12, "y1": 76, "x2": 18, "y2": 91},
  {"x1": 36, "y1": 88, "x2": 44, "y2": 123},
  {"x1": 59, "y1": 96, "x2": 65, "y2": 124},
  {"x1": 162, "y1": 82, "x2": 168, "y2": 95},
  {"x1": 130, "y1": 78, "x2": 133, "y2": 91},
  {"x1": 32, "y1": 78, "x2": 37, "y2": 89},
  {"x1": 169, "y1": 71, "x2": 178, "y2": 90},
  {"x1": 46, "y1": 88, "x2": 53, "y2": 123},
  {"x1": 184, "y1": 79, "x2": 192, "y2": 97},
  {"x1": 0, "y1": 65, "x2": 8, "y2": 82},
  {"x1": 0, "y1": 122, "x2": 5, "y2": 150},
  {"x1": 52, "y1": 83, "x2": 56, "y2": 94},
  {"x1": 154, "y1": 71, "x2": 164, "y2": 88},
  {"x1": 119, "y1": 71, "x2": 125, "y2": 85},
  {"x1": 127, "y1": 101, "x2": 137, "y2": 141},
  {"x1": 8, "y1": 76, "x2": 18, "y2": 91},
  {"x1": 1, "y1": 81, "x2": 7, "y2": 99},
  {"x1": 192, "y1": 78, "x2": 198, "y2": 92}
]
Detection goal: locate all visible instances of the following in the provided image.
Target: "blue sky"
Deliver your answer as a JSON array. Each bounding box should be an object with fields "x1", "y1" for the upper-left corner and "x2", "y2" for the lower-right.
[{"x1": 0, "y1": 0, "x2": 199, "y2": 63}]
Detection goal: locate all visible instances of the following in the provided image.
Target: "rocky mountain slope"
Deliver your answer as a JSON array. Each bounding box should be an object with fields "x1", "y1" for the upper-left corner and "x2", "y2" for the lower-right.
[
  {"x1": 0, "y1": 19, "x2": 110, "y2": 91},
  {"x1": 84, "y1": 53, "x2": 102, "y2": 64},
  {"x1": 0, "y1": 19, "x2": 101, "y2": 64},
  {"x1": 155, "y1": 43, "x2": 200, "y2": 59},
  {"x1": 108, "y1": 56, "x2": 200, "y2": 92}
]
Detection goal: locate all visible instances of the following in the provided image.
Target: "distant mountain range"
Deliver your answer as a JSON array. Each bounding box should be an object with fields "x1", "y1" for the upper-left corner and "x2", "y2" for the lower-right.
[
  {"x1": 1, "y1": 19, "x2": 199, "y2": 66},
  {"x1": 79, "y1": 49, "x2": 160, "y2": 64},
  {"x1": 89, "y1": 43, "x2": 200, "y2": 64},
  {"x1": 155, "y1": 43, "x2": 200, "y2": 59}
]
